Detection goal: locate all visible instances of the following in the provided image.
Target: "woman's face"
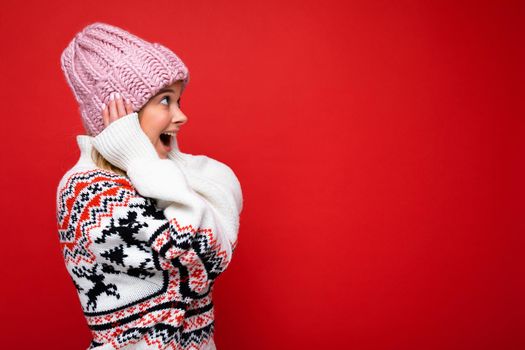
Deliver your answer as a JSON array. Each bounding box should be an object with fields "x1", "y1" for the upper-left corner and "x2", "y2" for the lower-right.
[{"x1": 138, "y1": 80, "x2": 188, "y2": 159}]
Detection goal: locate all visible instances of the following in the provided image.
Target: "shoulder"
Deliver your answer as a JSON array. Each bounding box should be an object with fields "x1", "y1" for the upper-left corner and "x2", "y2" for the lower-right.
[
  {"x1": 56, "y1": 167, "x2": 138, "y2": 218},
  {"x1": 57, "y1": 167, "x2": 134, "y2": 198},
  {"x1": 56, "y1": 168, "x2": 161, "y2": 233}
]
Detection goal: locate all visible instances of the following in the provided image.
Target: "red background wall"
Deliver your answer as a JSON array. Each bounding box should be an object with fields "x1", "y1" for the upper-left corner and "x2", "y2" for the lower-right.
[{"x1": 1, "y1": 0, "x2": 523, "y2": 349}]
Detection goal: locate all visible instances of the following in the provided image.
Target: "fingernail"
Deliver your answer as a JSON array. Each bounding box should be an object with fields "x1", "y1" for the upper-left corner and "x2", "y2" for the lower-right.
[
  {"x1": 101, "y1": 103, "x2": 106, "y2": 110},
  {"x1": 110, "y1": 92, "x2": 114, "y2": 100},
  {"x1": 126, "y1": 98, "x2": 131, "y2": 104},
  {"x1": 115, "y1": 92, "x2": 121, "y2": 99}
]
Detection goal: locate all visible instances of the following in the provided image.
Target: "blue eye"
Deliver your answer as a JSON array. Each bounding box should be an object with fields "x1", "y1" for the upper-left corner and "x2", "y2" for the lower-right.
[{"x1": 160, "y1": 96, "x2": 181, "y2": 107}]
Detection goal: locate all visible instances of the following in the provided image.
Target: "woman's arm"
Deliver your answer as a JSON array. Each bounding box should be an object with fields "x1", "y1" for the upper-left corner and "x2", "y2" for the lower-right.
[
  {"x1": 168, "y1": 150, "x2": 244, "y2": 216},
  {"x1": 167, "y1": 151, "x2": 243, "y2": 249},
  {"x1": 92, "y1": 112, "x2": 234, "y2": 282}
]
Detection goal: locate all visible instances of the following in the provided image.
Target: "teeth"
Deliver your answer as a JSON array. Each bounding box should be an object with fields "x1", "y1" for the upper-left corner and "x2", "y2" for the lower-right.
[{"x1": 161, "y1": 132, "x2": 175, "y2": 136}]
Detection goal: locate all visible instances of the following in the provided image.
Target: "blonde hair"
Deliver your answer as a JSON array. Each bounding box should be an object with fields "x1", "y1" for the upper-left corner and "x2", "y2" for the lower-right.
[{"x1": 91, "y1": 148, "x2": 127, "y2": 177}]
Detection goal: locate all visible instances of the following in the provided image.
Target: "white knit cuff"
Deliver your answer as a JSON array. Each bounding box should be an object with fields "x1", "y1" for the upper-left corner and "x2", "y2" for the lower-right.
[{"x1": 92, "y1": 112, "x2": 159, "y2": 172}]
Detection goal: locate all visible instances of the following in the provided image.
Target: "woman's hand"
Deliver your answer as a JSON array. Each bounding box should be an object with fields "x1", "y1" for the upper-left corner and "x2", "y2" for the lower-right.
[
  {"x1": 93, "y1": 92, "x2": 159, "y2": 173},
  {"x1": 102, "y1": 92, "x2": 134, "y2": 126}
]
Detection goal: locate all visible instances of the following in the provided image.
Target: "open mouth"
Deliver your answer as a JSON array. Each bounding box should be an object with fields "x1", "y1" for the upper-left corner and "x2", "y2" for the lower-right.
[{"x1": 159, "y1": 133, "x2": 172, "y2": 147}]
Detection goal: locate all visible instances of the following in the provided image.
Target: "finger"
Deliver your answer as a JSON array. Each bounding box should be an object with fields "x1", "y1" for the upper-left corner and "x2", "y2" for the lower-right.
[
  {"x1": 124, "y1": 98, "x2": 133, "y2": 114},
  {"x1": 101, "y1": 103, "x2": 109, "y2": 127},
  {"x1": 115, "y1": 92, "x2": 126, "y2": 117},
  {"x1": 108, "y1": 92, "x2": 118, "y2": 123}
]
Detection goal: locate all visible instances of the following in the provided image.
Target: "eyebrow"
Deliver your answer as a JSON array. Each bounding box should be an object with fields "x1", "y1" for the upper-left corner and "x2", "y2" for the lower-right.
[
  {"x1": 156, "y1": 88, "x2": 181, "y2": 98},
  {"x1": 158, "y1": 88, "x2": 175, "y2": 94}
]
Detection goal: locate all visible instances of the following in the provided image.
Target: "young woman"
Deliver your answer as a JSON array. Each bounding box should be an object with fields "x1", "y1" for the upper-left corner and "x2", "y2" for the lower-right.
[{"x1": 56, "y1": 22, "x2": 243, "y2": 350}]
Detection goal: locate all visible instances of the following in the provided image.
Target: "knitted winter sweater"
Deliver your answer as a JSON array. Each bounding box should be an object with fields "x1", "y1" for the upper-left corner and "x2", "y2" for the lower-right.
[{"x1": 55, "y1": 113, "x2": 243, "y2": 350}]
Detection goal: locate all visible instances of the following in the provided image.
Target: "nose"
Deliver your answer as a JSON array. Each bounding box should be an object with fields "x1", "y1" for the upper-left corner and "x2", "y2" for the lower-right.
[{"x1": 172, "y1": 108, "x2": 188, "y2": 127}]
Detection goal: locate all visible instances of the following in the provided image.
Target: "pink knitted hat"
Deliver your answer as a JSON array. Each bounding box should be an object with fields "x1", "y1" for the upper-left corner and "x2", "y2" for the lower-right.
[{"x1": 60, "y1": 22, "x2": 190, "y2": 136}]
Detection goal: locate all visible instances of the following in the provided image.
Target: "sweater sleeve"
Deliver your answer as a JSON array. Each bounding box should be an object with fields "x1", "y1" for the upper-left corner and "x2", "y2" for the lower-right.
[
  {"x1": 169, "y1": 150, "x2": 244, "y2": 216},
  {"x1": 167, "y1": 151, "x2": 243, "y2": 251},
  {"x1": 91, "y1": 113, "x2": 233, "y2": 284}
]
